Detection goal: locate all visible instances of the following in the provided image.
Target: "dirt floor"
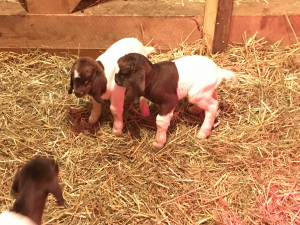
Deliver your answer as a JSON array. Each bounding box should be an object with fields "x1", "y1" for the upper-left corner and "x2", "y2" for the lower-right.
[
  {"x1": 78, "y1": 0, "x2": 300, "y2": 16},
  {"x1": 2, "y1": 0, "x2": 300, "y2": 16}
]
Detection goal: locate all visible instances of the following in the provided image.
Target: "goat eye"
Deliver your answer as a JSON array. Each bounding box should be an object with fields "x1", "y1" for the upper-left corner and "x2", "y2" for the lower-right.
[{"x1": 84, "y1": 81, "x2": 88, "y2": 85}]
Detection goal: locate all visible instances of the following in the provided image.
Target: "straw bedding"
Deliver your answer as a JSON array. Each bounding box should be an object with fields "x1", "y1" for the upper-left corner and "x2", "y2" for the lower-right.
[
  {"x1": 72, "y1": 0, "x2": 266, "y2": 13},
  {"x1": 0, "y1": 35, "x2": 300, "y2": 224}
]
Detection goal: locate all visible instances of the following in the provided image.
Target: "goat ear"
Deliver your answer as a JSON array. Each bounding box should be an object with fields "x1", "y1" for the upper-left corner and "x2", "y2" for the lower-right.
[
  {"x1": 68, "y1": 78, "x2": 73, "y2": 94},
  {"x1": 96, "y1": 60, "x2": 105, "y2": 71},
  {"x1": 49, "y1": 180, "x2": 65, "y2": 206},
  {"x1": 129, "y1": 57, "x2": 137, "y2": 73},
  {"x1": 131, "y1": 69, "x2": 146, "y2": 105},
  {"x1": 68, "y1": 64, "x2": 75, "y2": 94},
  {"x1": 92, "y1": 71, "x2": 107, "y2": 104},
  {"x1": 11, "y1": 170, "x2": 21, "y2": 195}
]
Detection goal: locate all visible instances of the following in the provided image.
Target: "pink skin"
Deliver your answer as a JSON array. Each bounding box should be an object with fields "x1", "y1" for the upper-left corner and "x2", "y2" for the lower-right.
[{"x1": 153, "y1": 110, "x2": 174, "y2": 150}]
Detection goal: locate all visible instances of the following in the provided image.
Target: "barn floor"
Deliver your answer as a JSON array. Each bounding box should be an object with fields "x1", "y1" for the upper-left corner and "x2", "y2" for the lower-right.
[
  {"x1": 2, "y1": 0, "x2": 300, "y2": 16},
  {"x1": 0, "y1": 37, "x2": 300, "y2": 224},
  {"x1": 74, "y1": 0, "x2": 300, "y2": 16}
]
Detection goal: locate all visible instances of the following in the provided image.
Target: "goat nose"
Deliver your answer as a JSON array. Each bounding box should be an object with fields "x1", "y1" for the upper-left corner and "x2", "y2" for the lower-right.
[{"x1": 75, "y1": 91, "x2": 83, "y2": 97}]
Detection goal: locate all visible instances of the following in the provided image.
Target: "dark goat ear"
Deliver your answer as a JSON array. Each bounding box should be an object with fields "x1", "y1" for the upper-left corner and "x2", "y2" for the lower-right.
[
  {"x1": 68, "y1": 78, "x2": 73, "y2": 94},
  {"x1": 11, "y1": 170, "x2": 21, "y2": 196},
  {"x1": 92, "y1": 71, "x2": 107, "y2": 104},
  {"x1": 49, "y1": 180, "x2": 64, "y2": 206},
  {"x1": 96, "y1": 60, "x2": 105, "y2": 71},
  {"x1": 68, "y1": 64, "x2": 75, "y2": 94},
  {"x1": 132, "y1": 70, "x2": 146, "y2": 102}
]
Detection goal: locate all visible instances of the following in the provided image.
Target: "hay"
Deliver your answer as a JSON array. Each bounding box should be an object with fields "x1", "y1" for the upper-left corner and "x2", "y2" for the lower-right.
[
  {"x1": 0, "y1": 35, "x2": 300, "y2": 224},
  {"x1": 72, "y1": 0, "x2": 267, "y2": 13}
]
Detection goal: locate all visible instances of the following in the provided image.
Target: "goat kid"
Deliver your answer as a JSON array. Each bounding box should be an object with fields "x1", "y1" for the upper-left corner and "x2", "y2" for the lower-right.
[
  {"x1": 115, "y1": 53, "x2": 238, "y2": 149},
  {"x1": 68, "y1": 38, "x2": 155, "y2": 136},
  {"x1": 0, "y1": 156, "x2": 64, "y2": 225}
]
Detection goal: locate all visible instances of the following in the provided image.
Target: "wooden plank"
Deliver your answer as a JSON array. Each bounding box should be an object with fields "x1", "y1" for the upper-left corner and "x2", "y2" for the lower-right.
[
  {"x1": 0, "y1": 15, "x2": 202, "y2": 51},
  {"x1": 229, "y1": 15, "x2": 300, "y2": 45},
  {"x1": 0, "y1": 2, "x2": 300, "y2": 55},
  {"x1": 0, "y1": 1, "x2": 25, "y2": 15},
  {"x1": 202, "y1": 0, "x2": 218, "y2": 53},
  {"x1": 25, "y1": 0, "x2": 81, "y2": 14},
  {"x1": 212, "y1": 0, "x2": 234, "y2": 53},
  {"x1": 203, "y1": 0, "x2": 234, "y2": 54},
  {"x1": 67, "y1": 0, "x2": 82, "y2": 13}
]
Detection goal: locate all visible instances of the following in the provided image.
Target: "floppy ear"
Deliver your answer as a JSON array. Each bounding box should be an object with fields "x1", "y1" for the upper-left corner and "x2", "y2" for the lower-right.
[
  {"x1": 127, "y1": 55, "x2": 138, "y2": 73},
  {"x1": 96, "y1": 60, "x2": 105, "y2": 71},
  {"x1": 68, "y1": 64, "x2": 75, "y2": 94},
  {"x1": 68, "y1": 78, "x2": 73, "y2": 94},
  {"x1": 91, "y1": 71, "x2": 107, "y2": 104},
  {"x1": 11, "y1": 170, "x2": 21, "y2": 195},
  {"x1": 49, "y1": 180, "x2": 65, "y2": 206},
  {"x1": 132, "y1": 69, "x2": 146, "y2": 104}
]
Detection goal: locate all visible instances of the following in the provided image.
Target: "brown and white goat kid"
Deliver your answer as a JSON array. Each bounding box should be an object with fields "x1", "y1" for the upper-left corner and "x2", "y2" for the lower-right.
[
  {"x1": 0, "y1": 156, "x2": 64, "y2": 225},
  {"x1": 115, "y1": 53, "x2": 238, "y2": 149},
  {"x1": 68, "y1": 38, "x2": 155, "y2": 136}
]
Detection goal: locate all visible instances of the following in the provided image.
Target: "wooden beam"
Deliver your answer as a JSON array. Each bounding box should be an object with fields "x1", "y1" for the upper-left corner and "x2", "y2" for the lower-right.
[
  {"x1": 203, "y1": 0, "x2": 234, "y2": 54},
  {"x1": 212, "y1": 0, "x2": 234, "y2": 53},
  {"x1": 203, "y1": 0, "x2": 218, "y2": 53},
  {"x1": 1, "y1": 1, "x2": 300, "y2": 55},
  {"x1": 229, "y1": 15, "x2": 300, "y2": 45},
  {"x1": 0, "y1": 13, "x2": 201, "y2": 51},
  {"x1": 25, "y1": 0, "x2": 81, "y2": 14},
  {"x1": 67, "y1": 0, "x2": 82, "y2": 13}
]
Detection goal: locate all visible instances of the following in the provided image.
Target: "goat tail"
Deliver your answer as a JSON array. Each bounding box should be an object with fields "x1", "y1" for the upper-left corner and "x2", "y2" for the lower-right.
[
  {"x1": 220, "y1": 69, "x2": 238, "y2": 85},
  {"x1": 143, "y1": 46, "x2": 156, "y2": 56}
]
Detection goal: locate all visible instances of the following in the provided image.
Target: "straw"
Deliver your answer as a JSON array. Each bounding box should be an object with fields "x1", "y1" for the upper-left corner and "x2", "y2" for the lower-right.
[{"x1": 0, "y1": 35, "x2": 300, "y2": 224}]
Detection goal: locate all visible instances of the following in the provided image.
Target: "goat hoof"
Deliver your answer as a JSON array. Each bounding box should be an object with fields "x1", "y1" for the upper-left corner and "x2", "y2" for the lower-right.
[
  {"x1": 153, "y1": 141, "x2": 165, "y2": 150},
  {"x1": 88, "y1": 116, "x2": 98, "y2": 124},
  {"x1": 113, "y1": 129, "x2": 122, "y2": 136},
  {"x1": 197, "y1": 130, "x2": 211, "y2": 139}
]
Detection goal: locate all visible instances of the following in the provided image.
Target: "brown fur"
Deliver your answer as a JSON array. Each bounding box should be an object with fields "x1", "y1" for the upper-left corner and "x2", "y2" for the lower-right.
[
  {"x1": 11, "y1": 156, "x2": 64, "y2": 225},
  {"x1": 115, "y1": 53, "x2": 179, "y2": 116},
  {"x1": 68, "y1": 57, "x2": 107, "y2": 103}
]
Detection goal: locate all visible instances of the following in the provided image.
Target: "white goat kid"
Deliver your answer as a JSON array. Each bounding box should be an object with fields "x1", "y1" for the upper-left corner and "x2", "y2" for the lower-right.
[{"x1": 68, "y1": 38, "x2": 155, "y2": 136}]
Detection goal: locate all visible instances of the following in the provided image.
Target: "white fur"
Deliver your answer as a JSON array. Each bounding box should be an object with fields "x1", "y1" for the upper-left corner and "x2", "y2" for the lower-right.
[
  {"x1": 74, "y1": 70, "x2": 80, "y2": 79},
  {"x1": 153, "y1": 112, "x2": 174, "y2": 149},
  {"x1": 0, "y1": 211, "x2": 37, "y2": 225},
  {"x1": 174, "y1": 56, "x2": 237, "y2": 100},
  {"x1": 88, "y1": 38, "x2": 155, "y2": 135},
  {"x1": 152, "y1": 55, "x2": 237, "y2": 149},
  {"x1": 174, "y1": 55, "x2": 237, "y2": 139}
]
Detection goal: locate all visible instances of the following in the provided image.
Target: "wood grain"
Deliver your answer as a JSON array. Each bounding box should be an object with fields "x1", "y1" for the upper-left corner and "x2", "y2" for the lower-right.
[
  {"x1": 212, "y1": 0, "x2": 234, "y2": 53},
  {"x1": 0, "y1": 15, "x2": 202, "y2": 51},
  {"x1": 25, "y1": 0, "x2": 81, "y2": 14},
  {"x1": 0, "y1": 2, "x2": 299, "y2": 55},
  {"x1": 229, "y1": 15, "x2": 300, "y2": 45},
  {"x1": 203, "y1": 0, "x2": 219, "y2": 53}
]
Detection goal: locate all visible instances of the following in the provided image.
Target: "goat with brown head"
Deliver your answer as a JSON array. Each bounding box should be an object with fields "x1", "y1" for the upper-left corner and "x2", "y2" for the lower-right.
[
  {"x1": 115, "y1": 53, "x2": 238, "y2": 150},
  {"x1": 68, "y1": 57, "x2": 107, "y2": 104},
  {"x1": 67, "y1": 38, "x2": 155, "y2": 136},
  {"x1": 0, "y1": 156, "x2": 64, "y2": 225}
]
